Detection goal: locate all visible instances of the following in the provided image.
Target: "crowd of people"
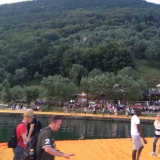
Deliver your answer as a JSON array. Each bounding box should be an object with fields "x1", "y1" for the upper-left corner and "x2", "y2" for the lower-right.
[
  {"x1": 10, "y1": 103, "x2": 40, "y2": 111},
  {"x1": 62, "y1": 102, "x2": 121, "y2": 116},
  {"x1": 11, "y1": 103, "x2": 26, "y2": 110},
  {"x1": 62, "y1": 102, "x2": 145, "y2": 118},
  {"x1": 9, "y1": 105, "x2": 160, "y2": 160}
]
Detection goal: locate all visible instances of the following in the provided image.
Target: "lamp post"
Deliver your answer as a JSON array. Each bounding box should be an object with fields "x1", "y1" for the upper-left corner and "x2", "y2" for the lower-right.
[
  {"x1": 157, "y1": 84, "x2": 160, "y2": 105},
  {"x1": 81, "y1": 92, "x2": 84, "y2": 114},
  {"x1": 149, "y1": 89, "x2": 150, "y2": 109}
]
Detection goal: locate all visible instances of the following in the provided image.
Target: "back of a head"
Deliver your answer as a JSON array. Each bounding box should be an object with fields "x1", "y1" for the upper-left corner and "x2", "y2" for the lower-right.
[
  {"x1": 49, "y1": 115, "x2": 62, "y2": 124},
  {"x1": 26, "y1": 108, "x2": 33, "y2": 114},
  {"x1": 135, "y1": 108, "x2": 141, "y2": 114},
  {"x1": 23, "y1": 108, "x2": 34, "y2": 118},
  {"x1": 156, "y1": 114, "x2": 160, "y2": 117}
]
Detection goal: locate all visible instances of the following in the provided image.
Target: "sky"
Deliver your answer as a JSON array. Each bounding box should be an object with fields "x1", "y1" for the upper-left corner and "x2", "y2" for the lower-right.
[
  {"x1": 146, "y1": 0, "x2": 160, "y2": 4},
  {"x1": 0, "y1": 0, "x2": 30, "y2": 5},
  {"x1": 0, "y1": 0, "x2": 160, "y2": 5}
]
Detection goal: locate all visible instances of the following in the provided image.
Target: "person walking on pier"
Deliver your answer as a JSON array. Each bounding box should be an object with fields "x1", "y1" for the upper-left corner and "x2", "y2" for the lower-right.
[
  {"x1": 131, "y1": 108, "x2": 147, "y2": 160},
  {"x1": 13, "y1": 109, "x2": 34, "y2": 160},
  {"x1": 36, "y1": 115, "x2": 75, "y2": 160},
  {"x1": 150, "y1": 114, "x2": 160, "y2": 157}
]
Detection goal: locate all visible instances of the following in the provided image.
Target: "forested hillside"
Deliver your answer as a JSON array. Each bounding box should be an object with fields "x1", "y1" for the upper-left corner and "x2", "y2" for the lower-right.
[{"x1": 0, "y1": 0, "x2": 160, "y2": 90}]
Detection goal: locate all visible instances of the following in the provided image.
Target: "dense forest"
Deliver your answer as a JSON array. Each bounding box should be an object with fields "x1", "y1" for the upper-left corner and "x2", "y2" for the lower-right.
[{"x1": 0, "y1": 0, "x2": 160, "y2": 105}]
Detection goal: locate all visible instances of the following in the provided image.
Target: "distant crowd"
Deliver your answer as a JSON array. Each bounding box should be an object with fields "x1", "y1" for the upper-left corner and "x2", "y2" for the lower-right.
[{"x1": 11, "y1": 103, "x2": 40, "y2": 111}]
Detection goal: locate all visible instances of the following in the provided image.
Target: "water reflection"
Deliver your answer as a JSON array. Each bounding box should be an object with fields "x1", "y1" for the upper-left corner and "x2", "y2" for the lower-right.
[{"x1": 0, "y1": 114, "x2": 155, "y2": 142}]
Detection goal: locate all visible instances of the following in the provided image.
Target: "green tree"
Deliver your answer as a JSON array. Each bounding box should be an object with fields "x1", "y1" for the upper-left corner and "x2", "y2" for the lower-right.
[
  {"x1": 117, "y1": 67, "x2": 139, "y2": 80},
  {"x1": 0, "y1": 67, "x2": 8, "y2": 83},
  {"x1": 41, "y1": 75, "x2": 77, "y2": 108},
  {"x1": 11, "y1": 85, "x2": 24, "y2": 102},
  {"x1": 24, "y1": 86, "x2": 40, "y2": 107},
  {"x1": 81, "y1": 73, "x2": 116, "y2": 102},
  {"x1": 88, "y1": 68, "x2": 103, "y2": 78},
  {"x1": 116, "y1": 67, "x2": 147, "y2": 103},
  {"x1": 14, "y1": 67, "x2": 29, "y2": 86},
  {"x1": 2, "y1": 79, "x2": 12, "y2": 105},
  {"x1": 69, "y1": 64, "x2": 88, "y2": 86},
  {"x1": 34, "y1": 71, "x2": 43, "y2": 80}
]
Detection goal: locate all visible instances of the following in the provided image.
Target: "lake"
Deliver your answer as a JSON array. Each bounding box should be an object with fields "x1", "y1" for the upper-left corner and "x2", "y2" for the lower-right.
[{"x1": 0, "y1": 114, "x2": 155, "y2": 143}]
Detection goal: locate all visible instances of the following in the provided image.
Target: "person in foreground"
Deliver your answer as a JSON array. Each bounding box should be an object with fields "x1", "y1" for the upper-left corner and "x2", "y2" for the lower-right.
[
  {"x1": 36, "y1": 115, "x2": 75, "y2": 160},
  {"x1": 150, "y1": 114, "x2": 160, "y2": 157},
  {"x1": 13, "y1": 109, "x2": 34, "y2": 160},
  {"x1": 131, "y1": 108, "x2": 147, "y2": 160}
]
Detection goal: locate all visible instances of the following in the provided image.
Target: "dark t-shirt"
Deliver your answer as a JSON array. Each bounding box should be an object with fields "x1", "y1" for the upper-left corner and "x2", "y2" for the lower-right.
[
  {"x1": 36, "y1": 127, "x2": 55, "y2": 160},
  {"x1": 27, "y1": 118, "x2": 42, "y2": 137}
]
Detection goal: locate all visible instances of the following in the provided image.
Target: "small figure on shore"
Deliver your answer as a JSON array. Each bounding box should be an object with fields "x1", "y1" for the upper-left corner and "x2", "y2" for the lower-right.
[
  {"x1": 131, "y1": 108, "x2": 147, "y2": 160},
  {"x1": 84, "y1": 107, "x2": 87, "y2": 114},
  {"x1": 114, "y1": 107, "x2": 117, "y2": 116},
  {"x1": 126, "y1": 106, "x2": 129, "y2": 117},
  {"x1": 63, "y1": 106, "x2": 66, "y2": 112},
  {"x1": 65, "y1": 106, "x2": 68, "y2": 113},
  {"x1": 112, "y1": 105, "x2": 115, "y2": 115},
  {"x1": 93, "y1": 107, "x2": 96, "y2": 115},
  {"x1": 71, "y1": 107, "x2": 76, "y2": 114},
  {"x1": 108, "y1": 106, "x2": 112, "y2": 115},
  {"x1": 131, "y1": 108, "x2": 134, "y2": 115},
  {"x1": 149, "y1": 114, "x2": 160, "y2": 157},
  {"x1": 102, "y1": 107, "x2": 105, "y2": 117},
  {"x1": 63, "y1": 106, "x2": 68, "y2": 113}
]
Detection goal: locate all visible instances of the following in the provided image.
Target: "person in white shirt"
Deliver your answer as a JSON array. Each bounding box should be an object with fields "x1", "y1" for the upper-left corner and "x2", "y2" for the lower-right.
[
  {"x1": 150, "y1": 114, "x2": 160, "y2": 157},
  {"x1": 84, "y1": 107, "x2": 87, "y2": 114},
  {"x1": 102, "y1": 107, "x2": 105, "y2": 117},
  {"x1": 126, "y1": 106, "x2": 129, "y2": 117},
  {"x1": 131, "y1": 108, "x2": 147, "y2": 160}
]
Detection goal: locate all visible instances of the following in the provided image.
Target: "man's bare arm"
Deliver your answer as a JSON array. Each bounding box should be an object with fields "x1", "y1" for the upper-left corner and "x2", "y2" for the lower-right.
[
  {"x1": 137, "y1": 124, "x2": 147, "y2": 144},
  {"x1": 21, "y1": 133, "x2": 30, "y2": 142},
  {"x1": 44, "y1": 146, "x2": 75, "y2": 159},
  {"x1": 28, "y1": 124, "x2": 34, "y2": 138}
]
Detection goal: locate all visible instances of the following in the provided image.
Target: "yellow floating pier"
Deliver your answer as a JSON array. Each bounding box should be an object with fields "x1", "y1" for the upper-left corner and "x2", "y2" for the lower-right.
[
  {"x1": 0, "y1": 138, "x2": 159, "y2": 160},
  {"x1": 0, "y1": 109, "x2": 158, "y2": 160}
]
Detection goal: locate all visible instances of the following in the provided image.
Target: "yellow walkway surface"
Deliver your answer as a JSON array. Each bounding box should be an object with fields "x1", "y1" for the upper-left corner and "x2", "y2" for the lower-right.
[
  {"x1": 0, "y1": 109, "x2": 158, "y2": 160},
  {"x1": 0, "y1": 138, "x2": 160, "y2": 160}
]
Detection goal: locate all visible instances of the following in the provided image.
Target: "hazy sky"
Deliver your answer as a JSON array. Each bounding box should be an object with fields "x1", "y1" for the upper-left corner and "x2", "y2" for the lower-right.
[
  {"x1": 0, "y1": 0, "x2": 29, "y2": 5},
  {"x1": 146, "y1": 0, "x2": 160, "y2": 4},
  {"x1": 0, "y1": 0, "x2": 160, "y2": 5}
]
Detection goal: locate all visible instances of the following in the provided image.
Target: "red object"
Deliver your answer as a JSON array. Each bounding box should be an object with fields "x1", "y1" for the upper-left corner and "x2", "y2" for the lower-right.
[
  {"x1": 16, "y1": 123, "x2": 27, "y2": 148},
  {"x1": 96, "y1": 104, "x2": 101, "y2": 107}
]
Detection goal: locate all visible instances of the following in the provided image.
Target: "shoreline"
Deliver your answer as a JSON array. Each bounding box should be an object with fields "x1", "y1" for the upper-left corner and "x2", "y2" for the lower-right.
[{"x1": 0, "y1": 109, "x2": 155, "y2": 123}]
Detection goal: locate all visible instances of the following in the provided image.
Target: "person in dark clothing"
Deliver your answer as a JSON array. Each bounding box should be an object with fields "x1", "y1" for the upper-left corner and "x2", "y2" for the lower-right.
[
  {"x1": 36, "y1": 115, "x2": 75, "y2": 160},
  {"x1": 27, "y1": 117, "x2": 42, "y2": 137}
]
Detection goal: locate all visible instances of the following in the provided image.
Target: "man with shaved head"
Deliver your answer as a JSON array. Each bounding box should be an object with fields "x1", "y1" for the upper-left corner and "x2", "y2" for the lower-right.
[{"x1": 131, "y1": 108, "x2": 147, "y2": 160}]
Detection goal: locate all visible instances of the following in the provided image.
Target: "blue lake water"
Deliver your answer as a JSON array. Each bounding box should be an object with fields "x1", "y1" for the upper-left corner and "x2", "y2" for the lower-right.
[{"x1": 0, "y1": 114, "x2": 155, "y2": 142}]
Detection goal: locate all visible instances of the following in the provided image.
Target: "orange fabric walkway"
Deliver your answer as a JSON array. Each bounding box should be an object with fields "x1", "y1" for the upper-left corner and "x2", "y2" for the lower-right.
[{"x1": 0, "y1": 138, "x2": 160, "y2": 160}]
